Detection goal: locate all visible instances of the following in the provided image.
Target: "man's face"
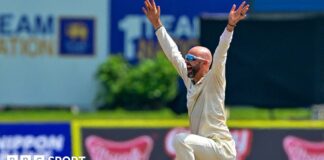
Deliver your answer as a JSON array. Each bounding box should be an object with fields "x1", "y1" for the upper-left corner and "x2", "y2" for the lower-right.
[{"x1": 185, "y1": 54, "x2": 202, "y2": 78}]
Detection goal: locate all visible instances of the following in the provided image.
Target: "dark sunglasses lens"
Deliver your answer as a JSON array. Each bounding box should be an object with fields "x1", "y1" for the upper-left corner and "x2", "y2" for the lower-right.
[{"x1": 185, "y1": 54, "x2": 195, "y2": 61}]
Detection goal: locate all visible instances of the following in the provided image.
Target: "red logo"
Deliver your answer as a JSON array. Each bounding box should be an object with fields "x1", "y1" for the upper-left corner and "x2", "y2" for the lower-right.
[
  {"x1": 283, "y1": 135, "x2": 324, "y2": 160},
  {"x1": 85, "y1": 135, "x2": 154, "y2": 160},
  {"x1": 231, "y1": 129, "x2": 253, "y2": 160}
]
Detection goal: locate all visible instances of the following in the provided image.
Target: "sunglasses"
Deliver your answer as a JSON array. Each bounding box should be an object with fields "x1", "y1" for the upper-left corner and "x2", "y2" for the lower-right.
[{"x1": 184, "y1": 54, "x2": 199, "y2": 62}]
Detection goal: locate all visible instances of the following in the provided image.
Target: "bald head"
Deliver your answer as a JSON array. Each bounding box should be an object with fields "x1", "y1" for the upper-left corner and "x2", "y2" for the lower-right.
[
  {"x1": 185, "y1": 46, "x2": 213, "y2": 82},
  {"x1": 188, "y1": 46, "x2": 212, "y2": 66}
]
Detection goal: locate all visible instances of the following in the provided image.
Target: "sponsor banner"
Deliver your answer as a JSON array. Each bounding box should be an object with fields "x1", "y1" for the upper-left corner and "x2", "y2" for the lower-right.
[
  {"x1": 80, "y1": 128, "x2": 254, "y2": 160},
  {"x1": 81, "y1": 128, "x2": 167, "y2": 160},
  {"x1": 6, "y1": 155, "x2": 85, "y2": 160},
  {"x1": 242, "y1": 129, "x2": 324, "y2": 160},
  {"x1": 0, "y1": 123, "x2": 71, "y2": 160},
  {"x1": 76, "y1": 120, "x2": 324, "y2": 160},
  {"x1": 110, "y1": 0, "x2": 241, "y2": 61},
  {"x1": 0, "y1": 0, "x2": 107, "y2": 108}
]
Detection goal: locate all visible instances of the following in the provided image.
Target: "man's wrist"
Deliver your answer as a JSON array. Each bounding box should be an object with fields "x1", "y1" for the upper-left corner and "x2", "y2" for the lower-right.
[
  {"x1": 154, "y1": 24, "x2": 163, "y2": 31},
  {"x1": 153, "y1": 20, "x2": 163, "y2": 30},
  {"x1": 227, "y1": 23, "x2": 236, "y2": 27},
  {"x1": 226, "y1": 24, "x2": 234, "y2": 32}
]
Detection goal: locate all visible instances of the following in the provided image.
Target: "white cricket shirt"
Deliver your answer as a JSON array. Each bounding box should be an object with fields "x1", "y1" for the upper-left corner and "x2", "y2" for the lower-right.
[{"x1": 156, "y1": 26, "x2": 234, "y2": 141}]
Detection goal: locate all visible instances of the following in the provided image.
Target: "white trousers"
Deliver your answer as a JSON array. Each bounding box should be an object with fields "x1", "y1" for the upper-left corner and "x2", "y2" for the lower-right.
[{"x1": 173, "y1": 133, "x2": 236, "y2": 160}]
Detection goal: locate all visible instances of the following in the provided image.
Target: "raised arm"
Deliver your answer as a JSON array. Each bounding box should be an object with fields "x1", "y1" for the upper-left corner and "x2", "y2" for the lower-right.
[
  {"x1": 226, "y1": 1, "x2": 249, "y2": 32},
  {"x1": 211, "y1": 2, "x2": 249, "y2": 76},
  {"x1": 143, "y1": 0, "x2": 190, "y2": 86},
  {"x1": 142, "y1": 0, "x2": 162, "y2": 30}
]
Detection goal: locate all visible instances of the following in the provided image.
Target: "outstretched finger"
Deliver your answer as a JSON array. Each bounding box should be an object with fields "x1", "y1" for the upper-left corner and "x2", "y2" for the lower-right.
[
  {"x1": 230, "y1": 4, "x2": 236, "y2": 13},
  {"x1": 151, "y1": 0, "x2": 157, "y2": 10},
  {"x1": 157, "y1": 6, "x2": 161, "y2": 15},
  {"x1": 145, "y1": 0, "x2": 153, "y2": 10},
  {"x1": 142, "y1": 7, "x2": 148, "y2": 15},
  {"x1": 237, "y1": 1, "x2": 246, "y2": 13},
  {"x1": 241, "y1": 4, "x2": 250, "y2": 15}
]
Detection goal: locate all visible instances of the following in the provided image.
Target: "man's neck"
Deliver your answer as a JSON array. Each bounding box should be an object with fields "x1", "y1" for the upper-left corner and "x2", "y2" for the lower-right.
[{"x1": 192, "y1": 70, "x2": 208, "y2": 84}]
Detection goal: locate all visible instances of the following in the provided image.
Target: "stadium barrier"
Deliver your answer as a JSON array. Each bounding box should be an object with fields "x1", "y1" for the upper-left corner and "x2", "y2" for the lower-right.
[
  {"x1": 0, "y1": 120, "x2": 323, "y2": 160},
  {"x1": 72, "y1": 119, "x2": 324, "y2": 160}
]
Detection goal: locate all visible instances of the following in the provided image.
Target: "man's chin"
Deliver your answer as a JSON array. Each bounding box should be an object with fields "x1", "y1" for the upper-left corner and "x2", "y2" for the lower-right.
[{"x1": 187, "y1": 73, "x2": 194, "y2": 78}]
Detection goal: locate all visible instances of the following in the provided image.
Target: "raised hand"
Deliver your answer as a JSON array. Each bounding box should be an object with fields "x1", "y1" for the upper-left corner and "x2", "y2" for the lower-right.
[
  {"x1": 227, "y1": 1, "x2": 249, "y2": 31},
  {"x1": 142, "y1": 0, "x2": 162, "y2": 30}
]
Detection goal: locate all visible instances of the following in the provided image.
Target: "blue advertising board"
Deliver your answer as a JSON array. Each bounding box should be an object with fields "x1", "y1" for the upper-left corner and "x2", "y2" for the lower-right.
[
  {"x1": 0, "y1": 123, "x2": 71, "y2": 160},
  {"x1": 0, "y1": 0, "x2": 108, "y2": 109},
  {"x1": 110, "y1": 0, "x2": 241, "y2": 60}
]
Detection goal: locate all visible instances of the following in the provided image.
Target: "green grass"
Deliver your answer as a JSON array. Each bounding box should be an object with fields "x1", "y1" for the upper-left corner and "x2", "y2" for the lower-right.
[
  {"x1": 0, "y1": 106, "x2": 312, "y2": 121},
  {"x1": 228, "y1": 106, "x2": 311, "y2": 120},
  {"x1": 0, "y1": 107, "x2": 187, "y2": 121},
  {"x1": 228, "y1": 107, "x2": 270, "y2": 120},
  {"x1": 272, "y1": 108, "x2": 311, "y2": 120}
]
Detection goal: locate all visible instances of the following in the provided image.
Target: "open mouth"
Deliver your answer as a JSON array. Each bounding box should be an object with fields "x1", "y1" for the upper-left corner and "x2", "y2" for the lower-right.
[
  {"x1": 187, "y1": 67, "x2": 192, "y2": 73},
  {"x1": 187, "y1": 64, "x2": 192, "y2": 70},
  {"x1": 187, "y1": 66, "x2": 194, "y2": 78}
]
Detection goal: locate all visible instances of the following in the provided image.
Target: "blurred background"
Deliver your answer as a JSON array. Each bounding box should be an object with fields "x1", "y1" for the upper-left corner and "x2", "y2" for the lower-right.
[{"x1": 0, "y1": 0, "x2": 323, "y2": 160}]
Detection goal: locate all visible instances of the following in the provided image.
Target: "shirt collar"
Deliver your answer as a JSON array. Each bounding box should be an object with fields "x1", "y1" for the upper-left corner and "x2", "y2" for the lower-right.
[{"x1": 191, "y1": 76, "x2": 205, "y2": 85}]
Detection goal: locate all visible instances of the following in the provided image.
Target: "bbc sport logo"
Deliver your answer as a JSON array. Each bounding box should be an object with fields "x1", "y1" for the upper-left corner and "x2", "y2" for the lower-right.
[
  {"x1": 6, "y1": 155, "x2": 86, "y2": 160},
  {"x1": 59, "y1": 17, "x2": 95, "y2": 56}
]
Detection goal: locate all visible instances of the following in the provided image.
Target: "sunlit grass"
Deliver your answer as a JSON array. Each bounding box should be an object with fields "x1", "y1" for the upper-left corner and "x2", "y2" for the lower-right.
[
  {"x1": 0, "y1": 107, "x2": 187, "y2": 121},
  {"x1": 228, "y1": 106, "x2": 311, "y2": 120},
  {"x1": 0, "y1": 106, "x2": 311, "y2": 121}
]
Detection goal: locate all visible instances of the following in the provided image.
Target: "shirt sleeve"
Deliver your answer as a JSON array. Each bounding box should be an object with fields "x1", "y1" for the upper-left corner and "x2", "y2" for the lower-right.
[
  {"x1": 210, "y1": 28, "x2": 233, "y2": 83},
  {"x1": 155, "y1": 26, "x2": 190, "y2": 88}
]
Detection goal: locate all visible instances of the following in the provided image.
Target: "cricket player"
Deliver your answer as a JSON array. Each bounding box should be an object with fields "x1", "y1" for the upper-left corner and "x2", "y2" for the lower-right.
[{"x1": 143, "y1": 0, "x2": 249, "y2": 159}]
